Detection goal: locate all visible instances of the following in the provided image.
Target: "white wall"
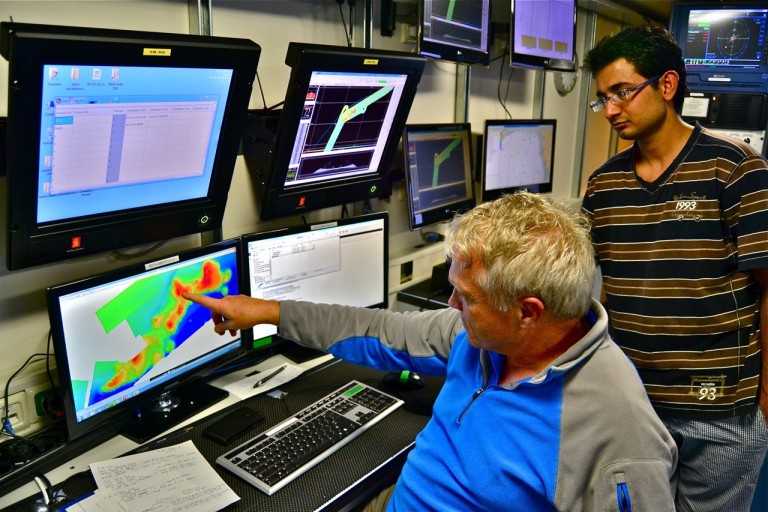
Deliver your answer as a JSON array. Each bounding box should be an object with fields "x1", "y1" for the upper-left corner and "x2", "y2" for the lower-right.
[{"x1": 0, "y1": 0, "x2": 587, "y2": 393}]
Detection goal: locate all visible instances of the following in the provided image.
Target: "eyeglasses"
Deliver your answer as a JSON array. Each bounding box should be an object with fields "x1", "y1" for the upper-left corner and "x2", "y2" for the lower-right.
[{"x1": 589, "y1": 74, "x2": 662, "y2": 113}]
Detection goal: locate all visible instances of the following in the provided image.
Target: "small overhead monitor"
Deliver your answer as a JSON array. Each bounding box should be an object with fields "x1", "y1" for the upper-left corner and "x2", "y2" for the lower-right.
[
  {"x1": 509, "y1": 0, "x2": 576, "y2": 72},
  {"x1": 669, "y1": 4, "x2": 768, "y2": 94},
  {"x1": 481, "y1": 119, "x2": 556, "y2": 201},
  {"x1": 249, "y1": 43, "x2": 426, "y2": 220},
  {"x1": 241, "y1": 212, "x2": 389, "y2": 351},
  {"x1": 418, "y1": 0, "x2": 492, "y2": 65},
  {"x1": 46, "y1": 239, "x2": 243, "y2": 443},
  {"x1": 0, "y1": 22, "x2": 260, "y2": 270},
  {"x1": 402, "y1": 123, "x2": 475, "y2": 231}
]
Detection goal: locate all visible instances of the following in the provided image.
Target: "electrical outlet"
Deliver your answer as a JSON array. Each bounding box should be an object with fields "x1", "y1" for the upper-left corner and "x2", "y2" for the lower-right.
[{"x1": 0, "y1": 391, "x2": 29, "y2": 434}]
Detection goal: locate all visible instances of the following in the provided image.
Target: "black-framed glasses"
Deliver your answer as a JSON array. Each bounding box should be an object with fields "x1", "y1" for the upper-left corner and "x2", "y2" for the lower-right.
[{"x1": 589, "y1": 74, "x2": 662, "y2": 113}]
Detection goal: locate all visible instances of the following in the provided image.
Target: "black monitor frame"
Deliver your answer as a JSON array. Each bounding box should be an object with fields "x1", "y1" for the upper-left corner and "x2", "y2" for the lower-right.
[
  {"x1": 418, "y1": 0, "x2": 492, "y2": 65},
  {"x1": 669, "y1": 2, "x2": 768, "y2": 94},
  {"x1": 509, "y1": 0, "x2": 577, "y2": 72},
  {"x1": 46, "y1": 238, "x2": 245, "y2": 443},
  {"x1": 402, "y1": 123, "x2": 475, "y2": 231},
  {"x1": 481, "y1": 119, "x2": 556, "y2": 201},
  {"x1": 0, "y1": 22, "x2": 260, "y2": 270},
  {"x1": 250, "y1": 43, "x2": 425, "y2": 221}
]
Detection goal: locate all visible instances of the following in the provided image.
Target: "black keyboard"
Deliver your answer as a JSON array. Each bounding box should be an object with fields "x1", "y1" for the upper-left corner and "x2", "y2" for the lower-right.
[{"x1": 216, "y1": 381, "x2": 403, "y2": 495}]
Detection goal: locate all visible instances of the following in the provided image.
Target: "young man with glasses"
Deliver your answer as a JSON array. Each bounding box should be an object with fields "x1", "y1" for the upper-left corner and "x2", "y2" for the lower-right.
[{"x1": 581, "y1": 25, "x2": 768, "y2": 511}]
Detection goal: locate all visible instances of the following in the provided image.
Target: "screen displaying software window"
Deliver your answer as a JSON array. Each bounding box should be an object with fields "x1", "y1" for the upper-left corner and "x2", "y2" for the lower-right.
[
  {"x1": 37, "y1": 65, "x2": 233, "y2": 223},
  {"x1": 244, "y1": 215, "x2": 387, "y2": 343},
  {"x1": 482, "y1": 120, "x2": 555, "y2": 198},
  {"x1": 511, "y1": 0, "x2": 575, "y2": 66},
  {"x1": 421, "y1": 0, "x2": 491, "y2": 59},
  {"x1": 50, "y1": 243, "x2": 241, "y2": 426},
  {"x1": 282, "y1": 71, "x2": 408, "y2": 189},
  {"x1": 682, "y1": 8, "x2": 767, "y2": 69}
]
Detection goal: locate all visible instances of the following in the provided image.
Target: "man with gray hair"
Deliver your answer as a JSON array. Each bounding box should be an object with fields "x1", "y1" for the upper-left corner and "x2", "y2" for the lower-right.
[{"x1": 186, "y1": 192, "x2": 677, "y2": 511}]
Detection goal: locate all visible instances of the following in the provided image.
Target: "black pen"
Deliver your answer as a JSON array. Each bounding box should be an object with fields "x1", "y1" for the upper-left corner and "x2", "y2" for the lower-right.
[{"x1": 253, "y1": 365, "x2": 287, "y2": 388}]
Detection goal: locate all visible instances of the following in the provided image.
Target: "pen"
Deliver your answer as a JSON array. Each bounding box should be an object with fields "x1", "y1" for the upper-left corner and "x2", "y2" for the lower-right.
[{"x1": 253, "y1": 365, "x2": 287, "y2": 388}]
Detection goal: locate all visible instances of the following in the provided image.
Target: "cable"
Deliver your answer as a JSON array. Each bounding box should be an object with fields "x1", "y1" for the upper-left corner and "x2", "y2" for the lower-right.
[
  {"x1": 255, "y1": 70, "x2": 268, "y2": 110},
  {"x1": 337, "y1": 1, "x2": 352, "y2": 47},
  {"x1": 2, "y1": 353, "x2": 52, "y2": 437},
  {"x1": 497, "y1": 39, "x2": 513, "y2": 119}
]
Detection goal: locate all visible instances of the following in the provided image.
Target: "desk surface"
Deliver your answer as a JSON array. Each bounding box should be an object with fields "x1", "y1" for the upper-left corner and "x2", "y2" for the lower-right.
[{"x1": 2, "y1": 355, "x2": 434, "y2": 512}]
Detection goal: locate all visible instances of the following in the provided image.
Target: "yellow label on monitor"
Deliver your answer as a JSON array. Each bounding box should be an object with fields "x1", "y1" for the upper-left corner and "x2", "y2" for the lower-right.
[
  {"x1": 143, "y1": 48, "x2": 172, "y2": 57},
  {"x1": 363, "y1": 58, "x2": 379, "y2": 65}
]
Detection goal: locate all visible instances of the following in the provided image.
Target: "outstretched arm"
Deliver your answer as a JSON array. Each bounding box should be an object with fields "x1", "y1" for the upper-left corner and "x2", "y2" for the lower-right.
[{"x1": 183, "y1": 293, "x2": 280, "y2": 337}]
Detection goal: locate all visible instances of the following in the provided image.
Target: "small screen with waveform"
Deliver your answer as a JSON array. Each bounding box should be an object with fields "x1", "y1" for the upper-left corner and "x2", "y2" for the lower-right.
[
  {"x1": 48, "y1": 240, "x2": 241, "y2": 429},
  {"x1": 403, "y1": 123, "x2": 475, "y2": 230},
  {"x1": 282, "y1": 71, "x2": 408, "y2": 189}
]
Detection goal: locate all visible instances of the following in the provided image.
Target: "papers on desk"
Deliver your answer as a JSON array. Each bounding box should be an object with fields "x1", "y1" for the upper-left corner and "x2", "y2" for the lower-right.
[
  {"x1": 78, "y1": 441, "x2": 239, "y2": 512},
  {"x1": 209, "y1": 361, "x2": 305, "y2": 400}
]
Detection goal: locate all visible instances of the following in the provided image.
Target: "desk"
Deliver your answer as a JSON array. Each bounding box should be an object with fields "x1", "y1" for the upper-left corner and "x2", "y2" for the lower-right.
[
  {"x1": 396, "y1": 279, "x2": 450, "y2": 312},
  {"x1": 2, "y1": 355, "x2": 433, "y2": 511}
]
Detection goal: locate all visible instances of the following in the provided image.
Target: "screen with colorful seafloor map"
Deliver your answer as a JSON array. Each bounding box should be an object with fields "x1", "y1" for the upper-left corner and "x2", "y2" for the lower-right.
[{"x1": 52, "y1": 243, "x2": 240, "y2": 425}]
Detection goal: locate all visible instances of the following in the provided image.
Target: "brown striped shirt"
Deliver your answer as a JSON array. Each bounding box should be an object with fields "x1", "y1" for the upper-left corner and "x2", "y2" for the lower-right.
[{"x1": 581, "y1": 124, "x2": 768, "y2": 418}]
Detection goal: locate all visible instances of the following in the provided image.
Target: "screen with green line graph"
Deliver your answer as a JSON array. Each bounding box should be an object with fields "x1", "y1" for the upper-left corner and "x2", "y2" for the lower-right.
[
  {"x1": 402, "y1": 123, "x2": 476, "y2": 230},
  {"x1": 419, "y1": 0, "x2": 491, "y2": 65}
]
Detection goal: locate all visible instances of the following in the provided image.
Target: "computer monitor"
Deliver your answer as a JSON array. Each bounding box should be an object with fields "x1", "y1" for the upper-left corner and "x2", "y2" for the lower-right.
[
  {"x1": 509, "y1": 0, "x2": 577, "y2": 72},
  {"x1": 47, "y1": 239, "x2": 243, "y2": 443},
  {"x1": 402, "y1": 123, "x2": 475, "y2": 231},
  {"x1": 669, "y1": 3, "x2": 768, "y2": 94},
  {"x1": 247, "y1": 43, "x2": 426, "y2": 220},
  {"x1": 0, "y1": 22, "x2": 260, "y2": 270},
  {"x1": 241, "y1": 212, "x2": 388, "y2": 351},
  {"x1": 481, "y1": 119, "x2": 555, "y2": 200},
  {"x1": 418, "y1": 0, "x2": 492, "y2": 65}
]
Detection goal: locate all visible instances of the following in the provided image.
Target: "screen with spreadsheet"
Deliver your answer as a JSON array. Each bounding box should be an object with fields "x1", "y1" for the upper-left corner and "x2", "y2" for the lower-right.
[{"x1": 242, "y1": 213, "x2": 388, "y2": 349}]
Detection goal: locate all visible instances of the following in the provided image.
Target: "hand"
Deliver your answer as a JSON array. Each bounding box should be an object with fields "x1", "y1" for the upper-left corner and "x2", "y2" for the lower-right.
[{"x1": 182, "y1": 293, "x2": 280, "y2": 336}]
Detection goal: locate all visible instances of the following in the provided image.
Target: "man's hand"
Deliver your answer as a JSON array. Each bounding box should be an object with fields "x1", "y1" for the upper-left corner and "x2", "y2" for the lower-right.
[{"x1": 182, "y1": 293, "x2": 281, "y2": 337}]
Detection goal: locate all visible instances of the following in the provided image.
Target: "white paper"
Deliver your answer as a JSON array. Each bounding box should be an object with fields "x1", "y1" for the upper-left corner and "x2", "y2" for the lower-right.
[
  {"x1": 209, "y1": 362, "x2": 305, "y2": 400},
  {"x1": 681, "y1": 96, "x2": 709, "y2": 118},
  {"x1": 89, "y1": 440, "x2": 239, "y2": 512},
  {"x1": 65, "y1": 488, "x2": 131, "y2": 512}
]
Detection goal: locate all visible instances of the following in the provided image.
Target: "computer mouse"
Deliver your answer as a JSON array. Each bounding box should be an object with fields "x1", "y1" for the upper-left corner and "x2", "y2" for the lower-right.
[{"x1": 380, "y1": 370, "x2": 425, "y2": 392}]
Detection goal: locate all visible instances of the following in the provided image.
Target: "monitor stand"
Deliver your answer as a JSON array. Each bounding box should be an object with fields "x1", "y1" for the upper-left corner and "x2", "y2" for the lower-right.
[{"x1": 121, "y1": 382, "x2": 227, "y2": 443}]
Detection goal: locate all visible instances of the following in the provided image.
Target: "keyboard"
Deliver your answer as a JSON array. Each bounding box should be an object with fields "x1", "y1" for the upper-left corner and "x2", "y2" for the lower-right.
[{"x1": 216, "y1": 380, "x2": 403, "y2": 495}]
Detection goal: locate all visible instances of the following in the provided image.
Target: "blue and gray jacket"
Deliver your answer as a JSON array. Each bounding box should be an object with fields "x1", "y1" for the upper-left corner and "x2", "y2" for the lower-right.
[{"x1": 278, "y1": 299, "x2": 677, "y2": 511}]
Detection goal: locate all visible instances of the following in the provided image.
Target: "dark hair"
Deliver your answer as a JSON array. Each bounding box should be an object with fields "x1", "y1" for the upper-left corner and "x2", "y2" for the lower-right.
[{"x1": 584, "y1": 26, "x2": 687, "y2": 113}]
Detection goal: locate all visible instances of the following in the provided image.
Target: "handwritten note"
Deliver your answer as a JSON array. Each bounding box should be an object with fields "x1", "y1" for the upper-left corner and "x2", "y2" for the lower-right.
[{"x1": 90, "y1": 440, "x2": 239, "y2": 512}]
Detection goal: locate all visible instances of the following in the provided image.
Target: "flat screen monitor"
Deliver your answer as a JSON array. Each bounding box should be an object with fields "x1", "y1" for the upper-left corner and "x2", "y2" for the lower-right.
[
  {"x1": 242, "y1": 212, "x2": 388, "y2": 350},
  {"x1": 250, "y1": 43, "x2": 425, "y2": 220},
  {"x1": 47, "y1": 239, "x2": 243, "y2": 443},
  {"x1": 481, "y1": 119, "x2": 555, "y2": 201},
  {"x1": 0, "y1": 22, "x2": 260, "y2": 270},
  {"x1": 402, "y1": 123, "x2": 475, "y2": 230},
  {"x1": 669, "y1": 3, "x2": 768, "y2": 94},
  {"x1": 418, "y1": 0, "x2": 492, "y2": 65},
  {"x1": 509, "y1": 0, "x2": 576, "y2": 72}
]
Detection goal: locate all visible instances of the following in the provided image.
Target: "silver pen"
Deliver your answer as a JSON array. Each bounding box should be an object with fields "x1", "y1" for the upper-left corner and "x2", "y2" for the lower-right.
[{"x1": 253, "y1": 365, "x2": 287, "y2": 388}]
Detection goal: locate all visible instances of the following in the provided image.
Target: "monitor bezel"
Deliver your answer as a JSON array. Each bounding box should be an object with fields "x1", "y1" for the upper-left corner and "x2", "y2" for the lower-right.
[
  {"x1": 239, "y1": 211, "x2": 390, "y2": 349},
  {"x1": 509, "y1": 0, "x2": 577, "y2": 72},
  {"x1": 402, "y1": 123, "x2": 476, "y2": 231},
  {"x1": 417, "y1": 0, "x2": 493, "y2": 66},
  {"x1": 46, "y1": 238, "x2": 244, "y2": 441},
  {"x1": 253, "y1": 43, "x2": 426, "y2": 221},
  {"x1": 0, "y1": 22, "x2": 260, "y2": 270},
  {"x1": 481, "y1": 119, "x2": 556, "y2": 201}
]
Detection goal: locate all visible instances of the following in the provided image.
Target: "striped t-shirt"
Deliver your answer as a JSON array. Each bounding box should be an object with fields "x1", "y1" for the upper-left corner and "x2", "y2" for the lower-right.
[{"x1": 582, "y1": 123, "x2": 768, "y2": 418}]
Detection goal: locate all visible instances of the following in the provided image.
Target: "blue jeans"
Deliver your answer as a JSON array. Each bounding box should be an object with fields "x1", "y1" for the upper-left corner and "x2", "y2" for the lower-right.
[{"x1": 658, "y1": 406, "x2": 768, "y2": 512}]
